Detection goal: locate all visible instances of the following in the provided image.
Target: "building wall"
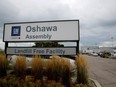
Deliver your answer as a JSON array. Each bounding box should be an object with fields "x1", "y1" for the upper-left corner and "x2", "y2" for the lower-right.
[
  {"x1": 81, "y1": 46, "x2": 100, "y2": 53},
  {"x1": 81, "y1": 46, "x2": 116, "y2": 53}
]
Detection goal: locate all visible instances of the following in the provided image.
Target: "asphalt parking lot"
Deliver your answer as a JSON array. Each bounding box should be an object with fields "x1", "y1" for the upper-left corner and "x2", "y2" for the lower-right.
[{"x1": 84, "y1": 55, "x2": 116, "y2": 87}]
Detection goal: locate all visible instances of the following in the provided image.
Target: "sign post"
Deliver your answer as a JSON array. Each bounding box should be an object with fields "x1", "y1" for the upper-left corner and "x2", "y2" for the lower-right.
[{"x1": 5, "y1": 42, "x2": 8, "y2": 58}]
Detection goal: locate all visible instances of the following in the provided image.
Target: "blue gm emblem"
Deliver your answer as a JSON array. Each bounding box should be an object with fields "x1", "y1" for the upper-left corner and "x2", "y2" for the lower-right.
[{"x1": 11, "y1": 26, "x2": 21, "y2": 36}]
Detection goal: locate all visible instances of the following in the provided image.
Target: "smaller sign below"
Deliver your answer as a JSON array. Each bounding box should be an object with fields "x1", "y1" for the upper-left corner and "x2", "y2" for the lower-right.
[{"x1": 7, "y1": 47, "x2": 76, "y2": 55}]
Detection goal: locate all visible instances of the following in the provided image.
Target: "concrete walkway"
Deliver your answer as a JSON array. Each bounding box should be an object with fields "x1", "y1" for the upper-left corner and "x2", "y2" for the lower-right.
[{"x1": 84, "y1": 55, "x2": 116, "y2": 87}]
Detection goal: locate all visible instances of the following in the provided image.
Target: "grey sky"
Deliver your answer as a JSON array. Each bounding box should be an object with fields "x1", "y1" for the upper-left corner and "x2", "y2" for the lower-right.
[{"x1": 0, "y1": 0, "x2": 116, "y2": 49}]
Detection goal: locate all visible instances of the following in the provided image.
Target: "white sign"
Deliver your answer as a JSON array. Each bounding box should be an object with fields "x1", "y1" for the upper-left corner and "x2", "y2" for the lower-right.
[
  {"x1": 3, "y1": 20, "x2": 79, "y2": 42},
  {"x1": 7, "y1": 47, "x2": 76, "y2": 55}
]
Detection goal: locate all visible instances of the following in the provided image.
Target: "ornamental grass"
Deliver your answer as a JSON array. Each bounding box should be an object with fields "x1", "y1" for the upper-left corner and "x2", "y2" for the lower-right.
[
  {"x1": 0, "y1": 54, "x2": 91, "y2": 87},
  {"x1": 31, "y1": 55, "x2": 45, "y2": 80},
  {"x1": 14, "y1": 56, "x2": 27, "y2": 79},
  {"x1": 46, "y1": 55, "x2": 71, "y2": 87},
  {"x1": 61, "y1": 57, "x2": 71, "y2": 87},
  {"x1": 0, "y1": 54, "x2": 7, "y2": 76},
  {"x1": 76, "y1": 55, "x2": 88, "y2": 84},
  {"x1": 45, "y1": 58, "x2": 54, "y2": 80},
  {"x1": 46, "y1": 55, "x2": 63, "y2": 81}
]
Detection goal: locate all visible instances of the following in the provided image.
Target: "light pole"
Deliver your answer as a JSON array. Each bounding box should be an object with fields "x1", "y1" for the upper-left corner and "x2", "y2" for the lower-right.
[{"x1": 111, "y1": 37, "x2": 113, "y2": 47}]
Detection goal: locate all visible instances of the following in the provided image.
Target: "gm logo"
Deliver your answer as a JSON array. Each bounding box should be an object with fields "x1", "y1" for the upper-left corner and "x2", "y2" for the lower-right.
[{"x1": 11, "y1": 26, "x2": 21, "y2": 36}]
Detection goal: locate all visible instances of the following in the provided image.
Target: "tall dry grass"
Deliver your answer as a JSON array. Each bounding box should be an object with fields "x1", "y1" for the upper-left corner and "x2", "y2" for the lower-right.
[
  {"x1": 14, "y1": 56, "x2": 27, "y2": 78},
  {"x1": 61, "y1": 57, "x2": 71, "y2": 87},
  {"x1": 0, "y1": 54, "x2": 7, "y2": 76},
  {"x1": 46, "y1": 56, "x2": 63, "y2": 81},
  {"x1": 76, "y1": 55, "x2": 88, "y2": 84},
  {"x1": 31, "y1": 55, "x2": 44, "y2": 80},
  {"x1": 46, "y1": 55, "x2": 71, "y2": 87},
  {"x1": 46, "y1": 59, "x2": 54, "y2": 80}
]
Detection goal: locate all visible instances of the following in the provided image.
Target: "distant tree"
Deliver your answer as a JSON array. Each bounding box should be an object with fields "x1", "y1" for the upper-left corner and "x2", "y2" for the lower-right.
[{"x1": 32, "y1": 41, "x2": 64, "y2": 47}]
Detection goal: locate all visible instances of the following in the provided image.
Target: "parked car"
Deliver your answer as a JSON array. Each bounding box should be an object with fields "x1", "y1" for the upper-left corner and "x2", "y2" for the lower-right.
[
  {"x1": 98, "y1": 52, "x2": 111, "y2": 58},
  {"x1": 90, "y1": 52, "x2": 98, "y2": 56},
  {"x1": 110, "y1": 53, "x2": 116, "y2": 59}
]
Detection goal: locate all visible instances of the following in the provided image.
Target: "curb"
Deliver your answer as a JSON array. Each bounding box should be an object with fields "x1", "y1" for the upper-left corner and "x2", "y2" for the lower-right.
[{"x1": 89, "y1": 78, "x2": 102, "y2": 87}]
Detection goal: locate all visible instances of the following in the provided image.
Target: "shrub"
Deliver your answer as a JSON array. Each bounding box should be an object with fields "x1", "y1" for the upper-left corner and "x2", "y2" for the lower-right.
[
  {"x1": 0, "y1": 76, "x2": 65, "y2": 87},
  {"x1": 45, "y1": 80, "x2": 64, "y2": 87},
  {"x1": 14, "y1": 56, "x2": 27, "y2": 79},
  {"x1": 76, "y1": 55, "x2": 88, "y2": 84},
  {"x1": 0, "y1": 54, "x2": 7, "y2": 76},
  {"x1": 75, "y1": 83, "x2": 90, "y2": 87}
]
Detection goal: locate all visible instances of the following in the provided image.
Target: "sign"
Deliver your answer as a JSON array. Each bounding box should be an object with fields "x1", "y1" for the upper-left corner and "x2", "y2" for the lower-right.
[
  {"x1": 7, "y1": 47, "x2": 76, "y2": 55},
  {"x1": 3, "y1": 20, "x2": 79, "y2": 42}
]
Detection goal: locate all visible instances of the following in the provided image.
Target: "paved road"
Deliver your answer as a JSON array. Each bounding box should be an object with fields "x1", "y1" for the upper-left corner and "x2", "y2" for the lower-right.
[{"x1": 83, "y1": 55, "x2": 116, "y2": 87}]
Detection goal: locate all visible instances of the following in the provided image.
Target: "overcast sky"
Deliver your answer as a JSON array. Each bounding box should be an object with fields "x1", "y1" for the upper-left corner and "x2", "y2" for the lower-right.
[{"x1": 0, "y1": 0, "x2": 116, "y2": 49}]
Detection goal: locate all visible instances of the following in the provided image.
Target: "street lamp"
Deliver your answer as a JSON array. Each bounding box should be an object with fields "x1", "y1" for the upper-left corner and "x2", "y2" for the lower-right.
[{"x1": 111, "y1": 37, "x2": 113, "y2": 47}]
